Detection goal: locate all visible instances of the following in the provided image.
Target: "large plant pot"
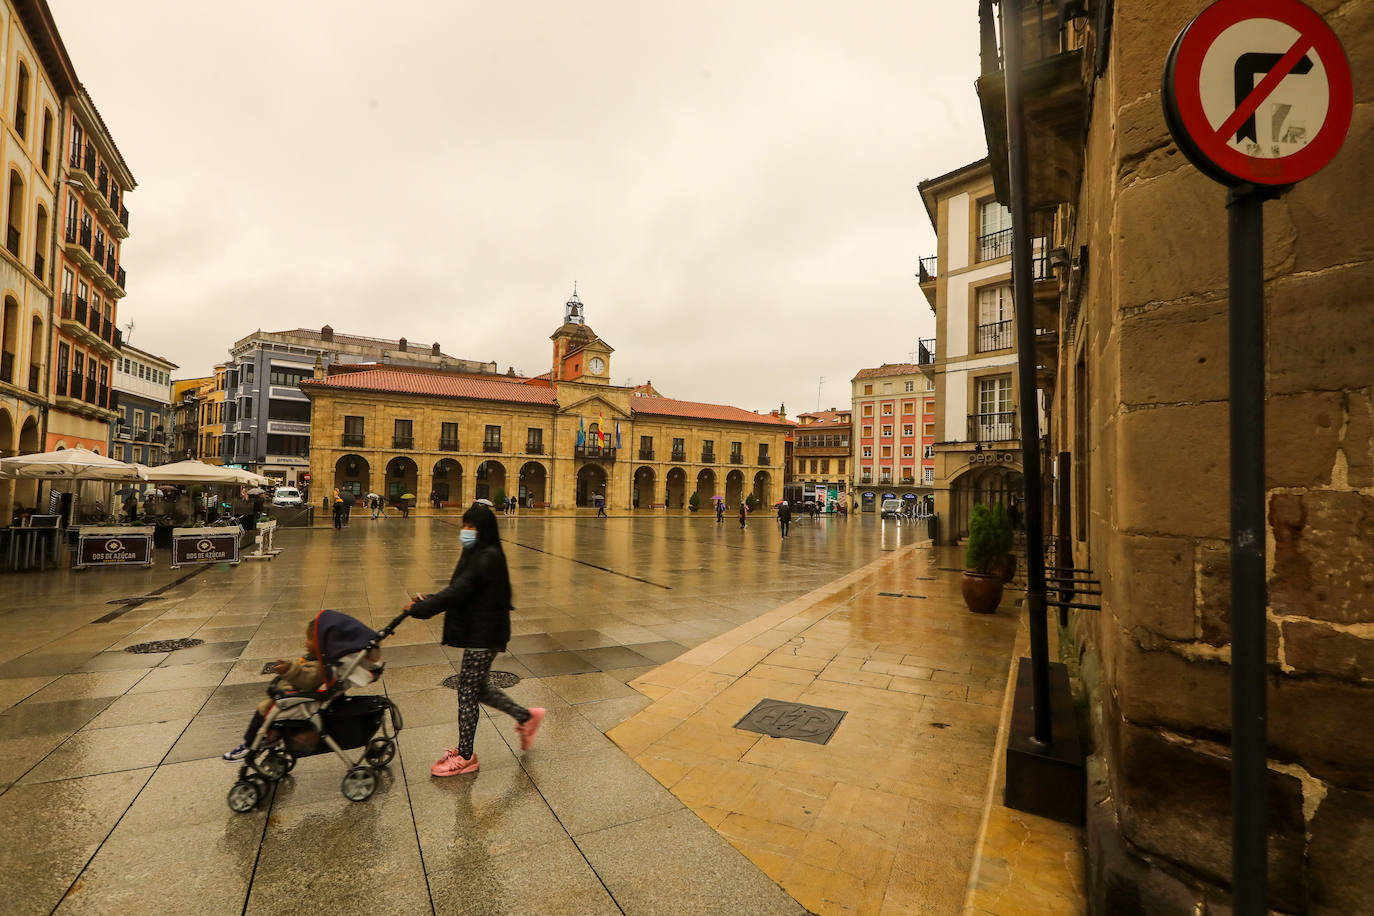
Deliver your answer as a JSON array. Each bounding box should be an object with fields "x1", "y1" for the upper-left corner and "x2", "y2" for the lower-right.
[
  {"x1": 961, "y1": 571, "x2": 1005, "y2": 614},
  {"x1": 988, "y1": 553, "x2": 1017, "y2": 583}
]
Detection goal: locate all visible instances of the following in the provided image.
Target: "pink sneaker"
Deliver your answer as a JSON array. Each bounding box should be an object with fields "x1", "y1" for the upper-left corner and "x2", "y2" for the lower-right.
[
  {"x1": 431, "y1": 749, "x2": 479, "y2": 776},
  {"x1": 516, "y1": 708, "x2": 546, "y2": 751}
]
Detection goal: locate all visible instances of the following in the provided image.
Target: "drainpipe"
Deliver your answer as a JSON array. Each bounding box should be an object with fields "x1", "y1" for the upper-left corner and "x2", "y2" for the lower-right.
[{"x1": 1001, "y1": 0, "x2": 1053, "y2": 745}]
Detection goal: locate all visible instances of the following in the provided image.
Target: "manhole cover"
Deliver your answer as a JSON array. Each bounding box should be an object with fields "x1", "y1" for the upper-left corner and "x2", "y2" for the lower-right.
[
  {"x1": 734, "y1": 699, "x2": 846, "y2": 745},
  {"x1": 124, "y1": 638, "x2": 205, "y2": 654},
  {"x1": 105, "y1": 595, "x2": 165, "y2": 606},
  {"x1": 440, "y1": 671, "x2": 522, "y2": 690}
]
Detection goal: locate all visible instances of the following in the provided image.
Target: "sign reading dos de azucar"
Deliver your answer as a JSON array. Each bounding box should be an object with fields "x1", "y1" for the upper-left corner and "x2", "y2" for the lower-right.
[
  {"x1": 75, "y1": 528, "x2": 154, "y2": 569},
  {"x1": 171, "y1": 527, "x2": 241, "y2": 568}
]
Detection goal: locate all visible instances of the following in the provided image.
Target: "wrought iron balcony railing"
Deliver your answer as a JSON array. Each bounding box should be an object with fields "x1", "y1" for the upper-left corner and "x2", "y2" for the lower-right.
[
  {"x1": 438, "y1": 438, "x2": 460, "y2": 451},
  {"x1": 574, "y1": 444, "x2": 615, "y2": 460},
  {"x1": 483, "y1": 441, "x2": 503, "y2": 453},
  {"x1": 341, "y1": 433, "x2": 365, "y2": 447},
  {"x1": 976, "y1": 319, "x2": 1015, "y2": 353},
  {"x1": 967, "y1": 411, "x2": 1019, "y2": 443},
  {"x1": 918, "y1": 255, "x2": 937, "y2": 283},
  {"x1": 977, "y1": 227, "x2": 1013, "y2": 262},
  {"x1": 525, "y1": 442, "x2": 544, "y2": 454},
  {"x1": 670, "y1": 449, "x2": 687, "y2": 462},
  {"x1": 392, "y1": 436, "x2": 413, "y2": 449},
  {"x1": 918, "y1": 338, "x2": 936, "y2": 365},
  {"x1": 638, "y1": 448, "x2": 654, "y2": 461}
]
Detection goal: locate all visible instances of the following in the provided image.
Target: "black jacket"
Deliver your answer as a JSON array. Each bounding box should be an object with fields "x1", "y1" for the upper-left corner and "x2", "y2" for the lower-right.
[{"x1": 407, "y1": 544, "x2": 512, "y2": 651}]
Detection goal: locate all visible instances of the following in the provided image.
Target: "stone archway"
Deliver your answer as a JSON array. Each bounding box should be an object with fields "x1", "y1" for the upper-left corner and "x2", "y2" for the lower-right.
[
  {"x1": 694, "y1": 468, "x2": 716, "y2": 507},
  {"x1": 665, "y1": 467, "x2": 686, "y2": 509},
  {"x1": 385, "y1": 456, "x2": 418, "y2": 504},
  {"x1": 576, "y1": 463, "x2": 608, "y2": 508},
  {"x1": 752, "y1": 470, "x2": 772, "y2": 507},
  {"x1": 950, "y1": 465, "x2": 1024, "y2": 542},
  {"x1": 334, "y1": 454, "x2": 370, "y2": 497},
  {"x1": 518, "y1": 461, "x2": 546, "y2": 507},
  {"x1": 725, "y1": 469, "x2": 745, "y2": 508},
  {"x1": 475, "y1": 460, "x2": 507, "y2": 502},
  {"x1": 432, "y1": 458, "x2": 462, "y2": 504},
  {"x1": 633, "y1": 465, "x2": 656, "y2": 509}
]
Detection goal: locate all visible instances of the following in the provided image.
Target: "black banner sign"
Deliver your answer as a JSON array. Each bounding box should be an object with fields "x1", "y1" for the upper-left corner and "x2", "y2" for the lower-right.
[
  {"x1": 171, "y1": 530, "x2": 240, "y2": 567},
  {"x1": 76, "y1": 533, "x2": 153, "y2": 568}
]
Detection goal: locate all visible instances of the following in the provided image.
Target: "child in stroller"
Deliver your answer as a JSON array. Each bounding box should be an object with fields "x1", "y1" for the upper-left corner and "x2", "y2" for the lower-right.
[{"x1": 225, "y1": 608, "x2": 407, "y2": 812}]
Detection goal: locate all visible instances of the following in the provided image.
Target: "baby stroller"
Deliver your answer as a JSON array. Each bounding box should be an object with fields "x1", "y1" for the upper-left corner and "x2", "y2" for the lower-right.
[{"x1": 227, "y1": 609, "x2": 408, "y2": 812}]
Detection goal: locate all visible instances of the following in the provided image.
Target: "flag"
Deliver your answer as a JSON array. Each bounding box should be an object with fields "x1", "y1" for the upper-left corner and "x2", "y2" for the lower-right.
[
  {"x1": 577, "y1": 415, "x2": 585, "y2": 447},
  {"x1": 598, "y1": 410, "x2": 606, "y2": 446}
]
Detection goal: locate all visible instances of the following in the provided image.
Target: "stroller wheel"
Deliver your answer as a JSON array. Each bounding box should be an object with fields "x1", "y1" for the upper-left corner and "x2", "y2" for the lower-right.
[
  {"x1": 341, "y1": 766, "x2": 377, "y2": 802},
  {"x1": 364, "y1": 737, "x2": 396, "y2": 767},
  {"x1": 227, "y1": 779, "x2": 261, "y2": 813},
  {"x1": 252, "y1": 747, "x2": 292, "y2": 782}
]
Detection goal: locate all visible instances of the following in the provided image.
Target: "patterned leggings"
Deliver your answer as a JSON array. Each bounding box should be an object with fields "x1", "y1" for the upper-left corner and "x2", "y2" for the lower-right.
[{"x1": 457, "y1": 648, "x2": 529, "y2": 757}]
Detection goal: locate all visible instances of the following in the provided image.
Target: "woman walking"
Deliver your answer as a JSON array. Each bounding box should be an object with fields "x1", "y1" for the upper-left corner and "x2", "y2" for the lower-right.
[{"x1": 405, "y1": 503, "x2": 545, "y2": 776}]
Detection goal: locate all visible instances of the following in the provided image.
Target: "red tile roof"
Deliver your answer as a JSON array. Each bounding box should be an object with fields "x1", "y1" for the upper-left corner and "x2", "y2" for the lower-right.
[
  {"x1": 631, "y1": 397, "x2": 794, "y2": 427},
  {"x1": 797, "y1": 409, "x2": 850, "y2": 426},
  {"x1": 301, "y1": 369, "x2": 556, "y2": 406},
  {"x1": 853, "y1": 363, "x2": 921, "y2": 380}
]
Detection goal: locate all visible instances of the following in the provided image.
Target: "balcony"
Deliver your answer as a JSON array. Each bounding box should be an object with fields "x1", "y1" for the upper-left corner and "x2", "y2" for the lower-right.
[
  {"x1": 0, "y1": 351, "x2": 12, "y2": 385},
  {"x1": 701, "y1": 451, "x2": 716, "y2": 464},
  {"x1": 670, "y1": 449, "x2": 687, "y2": 463},
  {"x1": 917, "y1": 338, "x2": 936, "y2": 376},
  {"x1": 69, "y1": 143, "x2": 96, "y2": 189},
  {"x1": 118, "y1": 204, "x2": 129, "y2": 233},
  {"x1": 525, "y1": 442, "x2": 544, "y2": 455},
  {"x1": 392, "y1": 435, "x2": 414, "y2": 449},
  {"x1": 917, "y1": 255, "x2": 937, "y2": 284},
  {"x1": 483, "y1": 441, "x2": 503, "y2": 453},
  {"x1": 976, "y1": 319, "x2": 1015, "y2": 354},
  {"x1": 574, "y1": 444, "x2": 615, "y2": 461},
  {"x1": 968, "y1": 411, "x2": 1019, "y2": 443},
  {"x1": 341, "y1": 433, "x2": 365, "y2": 447},
  {"x1": 132, "y1": 427, "x2": 149, "y2": 442},
  {"x1": 116, "y1": 266, "x2": 126, "y2": 292},
  {"x1": 758, "y1": 455, "x2": 771, "y2": 465},
  {"x1": 730, "y1": 453, "x2": 744, "y2": 464},
  {"x1": 977, "y1": 227, "x2": 1012, "y2": 262},
  {"x1": 65, "y1": 224, "x2": 98, "y2": 273},
  {"x1": 638, "y1": 448, "x2": 654, "y2": 461},
  {"x1": 438, "y1": 438, "x2": 460, "y2": 452}
]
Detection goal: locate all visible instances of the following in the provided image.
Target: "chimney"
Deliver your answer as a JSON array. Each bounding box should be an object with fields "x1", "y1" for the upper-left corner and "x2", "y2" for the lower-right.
[
  {"x1": 320, "y1": 325, "x2": 333, "y2": 342},
  {"x1": 432, "y1": 342, "x2": 440, "y2": 356},
  {"x1": 398, "y1": 337, "x2": 407, "y2": 351},
  {"x1": 312, "y1": 355, "x2": 324, "y2": 380}
]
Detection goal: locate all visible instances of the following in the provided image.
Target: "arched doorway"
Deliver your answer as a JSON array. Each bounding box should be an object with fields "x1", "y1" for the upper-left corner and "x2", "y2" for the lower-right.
[
  {"x1": 725, "y1": 469, "x2": 744, "y2": 508},
  {"x1": 475, "y1": 460, "x2": 506, "y2": 502},
  {"x1": 385, "y1": 456, "x2": 418, "y2": 505},
  {"x1": 432, "y1": 458, "x2": 462, "y2": 504},
  {"x1": 334, "y1": 454, "x2": 370, "y2": 496},
  {"x1": 665, "y1": 467, "x2": 686, "y2": 509},
  {"x1": 950, "y1": 465, "x2": 1024, "y2": 542},
  {"x1": 518, "y1": 461, "x2": 546, "y2": 507},
  {"x1": 752, "y1": 470, "x2": 772, "y2": 507},
  {"x1": 15, "y1": 416, "x2": 40, "y2": 507},
  {"x1": 576, "y1": 464, "x2": 607, "y2": 507},
  {"x1": 633, "y1": 465, "x2": 655, "y2": 509},
  {"x1": 694, "y1": 468, "x2": 716, "y2": 507}
]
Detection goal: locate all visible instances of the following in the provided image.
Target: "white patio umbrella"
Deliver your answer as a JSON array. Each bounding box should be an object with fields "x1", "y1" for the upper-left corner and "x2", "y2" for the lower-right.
[
  {"x1": 144, "y1": 460, "x2": 272, "y2": 486},
  {"x1": 0, "y1": 447, "x2": 146, "y2": 481}
]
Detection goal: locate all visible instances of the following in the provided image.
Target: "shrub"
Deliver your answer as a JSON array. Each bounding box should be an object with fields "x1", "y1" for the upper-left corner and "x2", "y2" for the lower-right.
[
  {"x1": 966, "y1": 502, "x2": 1012, "y2": 574},
  {"x1": 493, "y1": 488, "x2": 506, "y2": 507},
  {"x1": 688, "y1": 491, "x2": 700, "y2": 510},
  {"x1": 745, "y1": 493, "x2": 760, "y2": 511}
]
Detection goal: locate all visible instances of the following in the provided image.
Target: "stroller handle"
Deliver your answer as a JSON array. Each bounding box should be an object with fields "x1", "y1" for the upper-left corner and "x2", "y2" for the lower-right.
[{"x1": 369, "y1": 611, "x2": 409, "y2": 647}]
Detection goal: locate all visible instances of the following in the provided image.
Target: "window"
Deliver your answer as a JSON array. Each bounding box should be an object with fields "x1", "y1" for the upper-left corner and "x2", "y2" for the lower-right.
[
  {"x1": 730, "y1": 441, "x2": 742, "y2": 458},
  {"x1": 266, "y1": 434, "x2": 310, "y2": 457},
  {"x1": 40, "y1": 110, "x2": 53, "y2": 175},
  {"x1": 113, "y1": 444, "x2": 123, "y2": 461},
  {"x1": 526, "y1": 427, "x2": 543, "y2": 451},
  {"x1": 343, "y1": 415, "x2": 364, "y2": 445},
  {"x1": 903, "y1": 425, "x2": 913, "y2": 437},
  {"x1": 902, "y1": 446, "x2": 913, "y2": 458},
  {"x1": 976, "y1": 286, "x2": 1015, "y2": 352},
  {"x1": 904, "y1": 381, "x2": 913, "y2": 392},
  {"x1": 903, "y1": 402, "x2": 915, "y2": 414},
  {"x1": 639, "y1": 434, "x2": 652, "y2": 457},
  {"x1": 976, "y1": 376, "x2": 1015, "y2": 440},
  {"x1": 484, "y1": 424, "x2": 502, "y2": 446},
  {"x1": 863, "y1": 384, "x2": 873, "y2": 395},
  {"x1": 809, "y1": 459, "x2": 818, "y2": 473},
  {"x1": 881, "y1": 403, "x2": 893, "y2": 415},
  {"x1": 267, "y1": 399, "x2": 309, "y2": 422},
  {"x1": 978, "y1": 200, "x2": 1012, "y2": 260},
  {"x1": 862, "y1": 447, "x2": 872, "y2": 458},
  {"x1": 837, "y1": 458, "x2": 845, "y2": 473},
  {"x1": 862, "y1": 404, "x2": 873, "y2": 417},
  {"x1": 6, "y1": 171, "x2": 23, "y2": 257},
  {"x1": 13, "y1": 63, "x2": 28, "y2": 139},
  {"x1": 882, "y1": 382, "x2": 892, "y2": 394},
  {"x1": 241, "y1": 399, "x2": 252, "y2": 420},
  {"x1": 758, "y1": 443, "x2": 769, "y2": 460},
  {"x1": 393, "y1": 419, "x2": 412, "y2": 447},
  {"x1": 33, "y1": 205, "x2": 47, "y2": 278},
  {"x1": 881, "y1": 445, "x2": 892, "y2": 458},
  {"x1": 924, "y1": 467, "x2": 935, "y2": 484},
  {"x1": 862, "y1": 425, "x2": 872, "y2": 438},
  {"x1": 702, "y1": 439, "x2": 714, "y2": 456},
  {"x1": 244, "y1": 363, "x2": 254, "y2": 382},
  {"x1": 924, "y1": 445, "x2": 934, "y2": 459},
  {"x1": 440, "y1": 422, "x2": 460, "y2": 449},
  {"x1": 269, "y1": 365, "x2": 311, "y2": 387},
  {"x1": 902, "y1": 466, "x2": 913, "y2": 481},
  {"x1": 881, "y1": 425, "x2": 892, "y2": 437},
  {"x1": 820, "y1": 459, "x2": 830, "y2": 474},
  {"x1": 924, "y1": 422, "x2": 935, "y2": 435},
  {"x1": 672, "y1": 437, "x2": 685, "y2": 457}
]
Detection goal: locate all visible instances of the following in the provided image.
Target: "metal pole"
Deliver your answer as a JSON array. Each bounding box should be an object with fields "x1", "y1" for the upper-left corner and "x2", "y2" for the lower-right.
[
  {"x1": 1227, "y1": 184, "x2": 1269, "y2": 915},
  {"x1": 1001, "y1": 0, "x2": 1053, "y2": 745}
]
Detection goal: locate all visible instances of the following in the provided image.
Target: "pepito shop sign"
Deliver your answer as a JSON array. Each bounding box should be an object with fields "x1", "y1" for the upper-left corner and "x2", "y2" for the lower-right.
[{"x1": 968, "y1": 452, "x2": 1018, "y2": 465}]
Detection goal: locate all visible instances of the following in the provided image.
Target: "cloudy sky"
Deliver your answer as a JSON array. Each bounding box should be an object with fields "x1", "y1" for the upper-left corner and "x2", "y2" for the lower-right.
[{"x1": 53, "y1": 1, "x2": 986, "y2": 417}]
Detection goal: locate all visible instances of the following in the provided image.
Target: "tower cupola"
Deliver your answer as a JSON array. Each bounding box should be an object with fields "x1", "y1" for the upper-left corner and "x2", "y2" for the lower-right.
[{"x1": 565, "y1": 284, "x2": 585, "y2": 325}]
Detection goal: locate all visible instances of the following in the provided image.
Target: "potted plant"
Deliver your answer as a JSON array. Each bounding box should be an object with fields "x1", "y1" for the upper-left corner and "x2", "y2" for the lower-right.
[
  {"x1": 745, "y1": 493, "x2": 759, "y2": 512},
  {"x1": 961, "y1": 503, "x2": 1008, "y2": 613},
  {"x1": 985, "y1": 503, "x2": 1017, "y2": 582},
  {"x1": 688, "y1": 492, "x2": 700, "y2": 512}
]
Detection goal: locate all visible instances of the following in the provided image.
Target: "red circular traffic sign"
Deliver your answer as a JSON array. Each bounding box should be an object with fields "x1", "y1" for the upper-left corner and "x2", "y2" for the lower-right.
[{"x1": 1163, "y1": 0, "x2": 1352, "y2": 187}]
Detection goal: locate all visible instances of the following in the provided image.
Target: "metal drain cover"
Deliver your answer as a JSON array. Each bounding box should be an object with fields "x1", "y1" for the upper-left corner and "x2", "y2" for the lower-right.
[
  {"x1": 441, "y1": 671, "x2": 522, "y2": 690},
  {"x1": 734, "y1": 699, "x2": 846, "y2": 745},
  {"x1": 105, "y1": 596, "x2": 166, "y2": 606},
  {"x1": 124, "y1": 638, "x2": 205, "y2": 654}
]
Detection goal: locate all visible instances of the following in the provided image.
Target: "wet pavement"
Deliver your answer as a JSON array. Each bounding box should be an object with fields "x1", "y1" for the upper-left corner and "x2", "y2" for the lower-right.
[{"x1": 0, "y1": 513, "x2": 934, "y2": 915}]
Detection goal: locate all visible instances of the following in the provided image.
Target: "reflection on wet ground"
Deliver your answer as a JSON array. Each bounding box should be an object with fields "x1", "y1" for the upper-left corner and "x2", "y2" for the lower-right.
[{"x1": 0, "y1": 513, "x2": 930, "y2": 915}]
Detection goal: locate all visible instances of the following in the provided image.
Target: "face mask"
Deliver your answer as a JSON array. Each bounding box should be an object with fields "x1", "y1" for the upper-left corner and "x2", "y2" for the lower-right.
[{"x1": 460, "y1": 529, "x2": 478, "y2": 549}]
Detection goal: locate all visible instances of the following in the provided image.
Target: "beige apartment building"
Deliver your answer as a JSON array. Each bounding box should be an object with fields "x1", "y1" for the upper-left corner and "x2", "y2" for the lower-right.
[
  {"x1": 969, "y1": 1, "x2": 1373, "y2": 912},
  {"x1": 915, "y1": 158, "x2": 1051, "y2": 539}
]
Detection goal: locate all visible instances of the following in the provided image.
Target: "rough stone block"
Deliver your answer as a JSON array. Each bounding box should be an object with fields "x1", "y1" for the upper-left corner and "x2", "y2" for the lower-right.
[
  {"x1": 1269, "y1": 675, "x2": 1374, "y2": 789},
  {"x1": 1116, "y1": 95, "x2": 1186, "y2": 185},
  {"x1": 1117, "y1": 402, "x2": 1229, "y2": 540},
  {"x1": 1269, "y1": 261, "x2": 1374, "y2": 395},
  {"x1": 1269, "y1": 491, "x2": 1374, "y2": 625},
  {"x1": 1118, "y1": 305, "x2": 1228, "y2": 407},
  {"x1": 1340, "y1": 388, "x2": 1373, "y2": 488},
  {"x1": 1282, "y1": 620, "x2": 1374, "y2": 682},
  {"x1": 1197, "y1": 543, "x2": 1231, "y2": 647},
  {"x1": 1114, "y1": 642, "x2": 1230, "y2": 737},
  {"x1": 1308, "y1": 785, "x2": 1374, "y2": 916},
  {"x1": 1115, "y1": 725, "x2": 1307, "y2": 912},
  {"x1": 1112, "y1": 3, "x2": 1195, "y2": 107},
  {"x1": 1117, "y1": 169, "x2": 1228, "y2": 310},
  {"x1": 1111, "y1": 535, "x2": 1196, "y2": 641},
  {"x1": 1266, "y1": 391, "x2": 1344, "y2": 489},
  {"x1": 1282, "y1": 94, "x2": 1374, "y2": 275}
]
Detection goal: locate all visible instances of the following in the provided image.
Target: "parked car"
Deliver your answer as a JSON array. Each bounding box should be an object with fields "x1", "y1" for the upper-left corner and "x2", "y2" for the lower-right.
[
  {"x1": 272, "y1": 486, "x2": 303, "y2": 507},
  {"x1": 880, "y1": 498, "x2": 903, "y2": 519}
]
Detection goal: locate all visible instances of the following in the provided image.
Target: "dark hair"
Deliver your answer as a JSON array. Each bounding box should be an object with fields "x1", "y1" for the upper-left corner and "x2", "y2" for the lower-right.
[{"x1": 461, "y1": 503, "x2": 503, "y2": 553}]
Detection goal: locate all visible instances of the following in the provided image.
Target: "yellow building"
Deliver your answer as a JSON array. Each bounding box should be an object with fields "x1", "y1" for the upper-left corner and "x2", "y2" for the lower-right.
[
  {"x1": 197, "y1": 365, "x2": 226, "y2": 465},
  {"x1": 303, "y1": 293, "x2": 790, "y2": 510}
]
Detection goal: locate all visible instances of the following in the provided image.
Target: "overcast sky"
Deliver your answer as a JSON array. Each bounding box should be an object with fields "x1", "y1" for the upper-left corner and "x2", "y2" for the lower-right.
[{"x1": 53, "y1": 1, "x2": 986, "y2": 417}]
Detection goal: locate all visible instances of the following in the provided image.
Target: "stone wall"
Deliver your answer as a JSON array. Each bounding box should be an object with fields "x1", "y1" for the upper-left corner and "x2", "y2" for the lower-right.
[{"x1": 1058, "y1": 1, "x2": 1374, "y2": 912}]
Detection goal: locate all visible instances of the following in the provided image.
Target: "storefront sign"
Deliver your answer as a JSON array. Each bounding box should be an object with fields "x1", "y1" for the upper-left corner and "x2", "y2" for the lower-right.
[
  {"x1": 171, "y1": 527, "x2": 241, "y2": 568},
  {"x1": 969, "y1": 452, "x2": 1018, "y2": 465},
  {"x1": 75, "y1": 528, "x2": 154, "y2": 569}
]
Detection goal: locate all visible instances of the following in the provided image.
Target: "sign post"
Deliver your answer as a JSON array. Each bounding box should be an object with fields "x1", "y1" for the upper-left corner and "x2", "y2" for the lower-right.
[{"x1": 1162, "y1": 2, "x2": 1351, "y2": 911}]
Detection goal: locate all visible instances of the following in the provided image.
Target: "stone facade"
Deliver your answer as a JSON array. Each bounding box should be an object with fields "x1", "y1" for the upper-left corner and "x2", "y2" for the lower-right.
[{"x1": 974, "y1": 1, "x2": 1374, "y2": 912}]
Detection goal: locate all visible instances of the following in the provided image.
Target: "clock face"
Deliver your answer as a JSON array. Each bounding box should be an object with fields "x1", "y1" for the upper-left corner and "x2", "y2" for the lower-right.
[{"x1": 588, "y1": 357, "x2": 605, "y2": 375}]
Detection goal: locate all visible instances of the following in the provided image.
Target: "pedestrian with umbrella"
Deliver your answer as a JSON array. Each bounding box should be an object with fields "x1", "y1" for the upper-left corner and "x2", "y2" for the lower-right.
[
  {"x1": 738, "y1": 499, "x2": 747, "y2": 529},
  {"x1": 776, "y1": 500, "x2": 791, "y2": 538},
  {"x1": 341, "y1": 489, "x2": 356, "y2": 525}
]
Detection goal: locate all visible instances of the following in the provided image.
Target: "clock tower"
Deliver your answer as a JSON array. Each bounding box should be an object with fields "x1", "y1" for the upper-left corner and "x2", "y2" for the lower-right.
[{"x1": 550, "y1": 287, "x2": 614, "y2": 385}]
